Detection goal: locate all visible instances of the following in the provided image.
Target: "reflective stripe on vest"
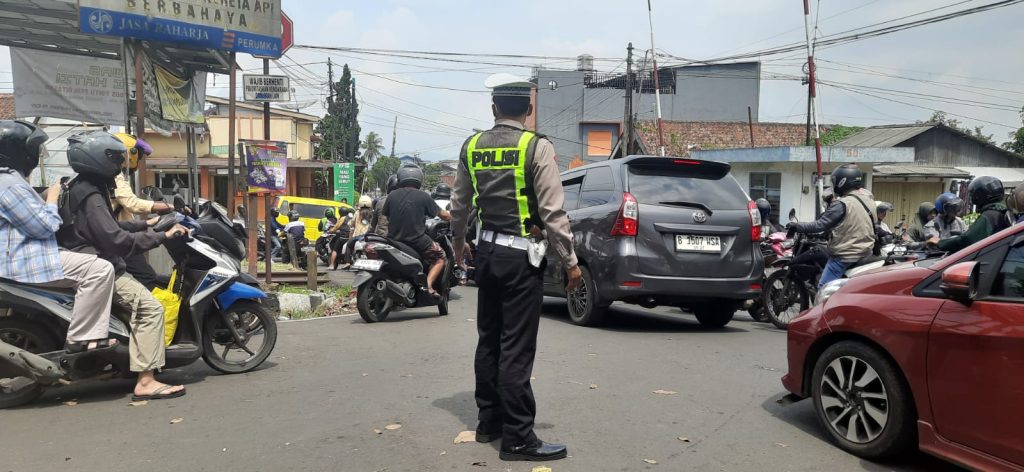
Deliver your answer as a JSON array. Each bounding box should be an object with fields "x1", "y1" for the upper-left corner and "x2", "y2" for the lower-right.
[{"x1": 466, "y1": 130, "x2": 534, "y2": 237}]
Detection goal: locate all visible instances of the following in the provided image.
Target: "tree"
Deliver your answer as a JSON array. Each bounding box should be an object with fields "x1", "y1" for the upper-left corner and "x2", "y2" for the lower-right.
[
  {"x1": 1003, "y1": 106, "x2": 1024, "y2": 155},
  {"x1": 315, "y1": 63, "x2": 361, "y2": 161},
  {"x1": 361, "y1": 131, "x2": 385, "y2": 166},
  {"x1": 922, "y1": 111, "x2": 995, "y2": 145},
  {"x1": 366, "y1": 156, "x2": 401, "y2": 194}
]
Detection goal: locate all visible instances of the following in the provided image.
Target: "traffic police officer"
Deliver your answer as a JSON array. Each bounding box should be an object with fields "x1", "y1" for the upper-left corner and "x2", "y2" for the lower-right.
[{"x1": 452, "y1": 73, "x2": 582, "y2": 462}]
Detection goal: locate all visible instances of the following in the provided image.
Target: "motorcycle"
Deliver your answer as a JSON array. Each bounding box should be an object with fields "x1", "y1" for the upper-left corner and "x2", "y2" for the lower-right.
[
  {"x1": 746, "y1": 231, "x2": 792, "y2": 322},
  {"x1": 0, "y1": 201, "x2": 278, "y2": 408},
  {"x1": 351, "y1": 218, "x2": 457, "y2": 322},
  {"x1": 315, "y1": 231, "x2": 336, "y2": 265}
]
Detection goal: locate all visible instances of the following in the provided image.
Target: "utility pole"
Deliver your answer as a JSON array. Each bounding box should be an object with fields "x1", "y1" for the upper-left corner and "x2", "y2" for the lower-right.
[
  {"x1": 327, "y1": 58, "x2": 335, "y2": 103},
  {"x1": 647, "y1": 0, "x2": 666, "y2": 157},
  {"x1": 621, "y1": 43, "x2": 634, "y2": 158},
  {"x1": 349, "y1": 78, "x2": 357, "y2": 160},
  {"x1": 390, "y1": 117, "x2": 398, "y2": 158},
  {"x1": 803, "y1": 0, "x2": 824, "y2": 216}
]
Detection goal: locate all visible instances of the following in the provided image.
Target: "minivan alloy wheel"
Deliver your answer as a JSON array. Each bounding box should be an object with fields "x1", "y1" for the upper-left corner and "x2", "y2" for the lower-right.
[{"x1": 819, "y1": 356, "x2": 889, "y2": 444}]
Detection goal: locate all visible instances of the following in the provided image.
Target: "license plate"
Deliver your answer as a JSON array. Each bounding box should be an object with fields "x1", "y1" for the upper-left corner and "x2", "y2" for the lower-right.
[
  {"x1": 352, "y1": 259, "x2": 383, "y2": 271},
  {"x1": 675, "y1": 234, "x2": 722, "y2": 253}
]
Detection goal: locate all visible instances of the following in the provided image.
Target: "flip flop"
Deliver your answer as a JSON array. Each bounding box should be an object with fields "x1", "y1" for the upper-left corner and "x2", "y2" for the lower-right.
[
  {"x1": 131, "y1": 385, "x2": 186, "y2": 402},
  {"x1": 65, "y1": 338, "x2": 119, "y2": 354}
]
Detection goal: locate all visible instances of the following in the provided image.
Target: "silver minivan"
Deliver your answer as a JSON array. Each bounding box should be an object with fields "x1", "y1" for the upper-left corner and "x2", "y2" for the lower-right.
[{"x1": 543, "y1": 156, "x2": 764, "y2": 328}]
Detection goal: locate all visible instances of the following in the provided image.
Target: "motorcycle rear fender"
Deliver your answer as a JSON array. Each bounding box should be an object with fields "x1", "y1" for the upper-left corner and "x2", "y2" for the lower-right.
[
  {"x1": 769, "y1": 257, "x2": 792, "y2": 268},
  {"x1": 215, "y1": 281, "x2": 267, "y2": 311}
]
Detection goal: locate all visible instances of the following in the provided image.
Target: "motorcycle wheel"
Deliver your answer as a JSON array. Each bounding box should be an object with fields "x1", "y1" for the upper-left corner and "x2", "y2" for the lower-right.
[
  {"x1": 201, "y1": 301, "x2": 278, "y2": 374},
  {"x1": 0, "y1": 316, "x2": 56, "y2": 408},
  {"x1": 438, "y1": 288, "x2": 450, "y2": 316},
  {"x1": 763, "y1": 269, "x2": 810, "y2": 330},
  {"x1": 357, "y1": 280, "x2": 393, "y2": 323}
]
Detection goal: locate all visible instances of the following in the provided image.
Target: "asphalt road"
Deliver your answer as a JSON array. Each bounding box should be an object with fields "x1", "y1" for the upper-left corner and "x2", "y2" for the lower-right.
[{"x1": 1, "y1": 287, "x2": 964, "y2": 472}]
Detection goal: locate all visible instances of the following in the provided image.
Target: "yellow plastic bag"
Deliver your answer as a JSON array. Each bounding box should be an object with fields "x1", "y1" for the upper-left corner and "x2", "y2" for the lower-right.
[{"x1": 152, "y1": 270, "x2": 182, "y2": 347}]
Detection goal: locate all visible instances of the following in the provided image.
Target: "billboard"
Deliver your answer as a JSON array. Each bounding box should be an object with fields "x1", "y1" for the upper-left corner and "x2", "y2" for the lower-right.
[
  {"x1": 79, "y1": 0, "x2": 283, "y2": 58},
  {"x1": 243, "y1": 140, "x2": 288, "y2": 194},
  {"x1": 10, "y1": 48, "x2": 126, "y2": 125},
  {"x1": 243, "y1": 75, "x2": 291, "y2": 102},
  {"x1": 333, "y1": 163, "x2": 355, "y2": 204}
]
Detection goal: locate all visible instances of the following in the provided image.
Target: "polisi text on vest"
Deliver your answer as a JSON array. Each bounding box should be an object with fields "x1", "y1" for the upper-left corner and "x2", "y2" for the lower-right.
[{"x1": 472, "y1": 149, "x2": 521, "y2": 167}]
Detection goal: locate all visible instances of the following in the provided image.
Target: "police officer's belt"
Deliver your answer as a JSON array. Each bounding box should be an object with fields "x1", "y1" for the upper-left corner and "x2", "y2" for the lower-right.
[{"x1": 479, "y1": 230, "x2": 530, "y2": 251}]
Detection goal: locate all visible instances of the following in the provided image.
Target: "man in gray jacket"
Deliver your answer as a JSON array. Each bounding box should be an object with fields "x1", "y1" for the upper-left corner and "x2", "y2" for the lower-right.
[{"x1": 789, "y1": 164, "x2": 877, "y2": 288}]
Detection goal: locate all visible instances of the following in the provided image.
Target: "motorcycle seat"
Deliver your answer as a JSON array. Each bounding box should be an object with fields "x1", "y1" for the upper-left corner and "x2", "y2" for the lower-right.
[
  {"x1": 0, "y1": 278, "x2": 74, "y2": 296},
  {"x1": 389, "y1": 240, "x2": 420, "y2": 259}
]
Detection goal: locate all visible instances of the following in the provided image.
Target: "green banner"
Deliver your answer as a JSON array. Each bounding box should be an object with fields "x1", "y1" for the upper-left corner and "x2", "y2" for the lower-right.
[{"x1": 333, "y1": 163, "x2": 355, "y2": 204}]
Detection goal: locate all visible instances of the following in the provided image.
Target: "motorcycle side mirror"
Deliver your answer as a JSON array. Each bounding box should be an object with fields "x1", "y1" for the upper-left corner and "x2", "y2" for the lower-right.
[
  {"x1": 144, "y1": 186, "x2": 165, "y2": 202},
  {"x1": 788, "y1": 208, "x2": 798, "y2": 222},
  {"x1": 153, "y1": 213, "x2": 178, "y2": 232},
  {"x1": 173, "y1": 194, "x2": 187, "y2": 211}
]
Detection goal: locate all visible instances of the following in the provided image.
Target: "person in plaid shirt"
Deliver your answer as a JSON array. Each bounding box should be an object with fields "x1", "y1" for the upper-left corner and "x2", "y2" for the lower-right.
[{"x1": 0, "y1": 121, "x2": 117, "y2": 353}]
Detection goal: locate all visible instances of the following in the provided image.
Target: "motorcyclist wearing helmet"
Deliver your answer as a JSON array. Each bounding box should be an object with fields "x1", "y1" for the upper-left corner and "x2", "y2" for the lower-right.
[
  {"x1": 284, "y1": 210, "x2": 306, "y2": 241},
  {"x1": 906, "y1": 202, "x2": 936, "y2": 242},
  {"x1": 383, "y1": 164, "x2": 452, "y2": 297},
  {"x1": 788, "y1": 164, "x2": 877, "y2": 289},
  {"x1": 925, "y1": 193, "x2": 967, "y2": 240},
  {"x1": 0, "y1": 121, "x2": 118, "y2": 355},
  {"x1": 336, "y1": 196, "x2": 375, "y2": 269},
  {"x1": 319, "y1": 208, "x2": 338, "y2": 232},
  {"x1": 432, "y1": 183, "x2": 453, "y2": 212},
  {"x1": 111, "y1": 133, "x2": 176, "y2": 290},
  {"x1": 57, "y1": 130, "x2": 188, "y2": 401},
  {"x1": 928, "y1": 176, "x2": 1012, "y2": 252},
  {"x1": 1007, "y1": 185, "x2": 1024, "y2": 225},
  {"x1": 754, "y1": 198, "x2": 783, "y2": 235},
  {"x1": 370, "y1": 175, "x2": 398, "y2": 237}
]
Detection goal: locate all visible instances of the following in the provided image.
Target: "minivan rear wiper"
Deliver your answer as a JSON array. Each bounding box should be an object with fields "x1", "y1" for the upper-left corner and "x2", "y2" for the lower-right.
[{"x1": 658, "y1": 201, "x2": 713, "y2": 216}]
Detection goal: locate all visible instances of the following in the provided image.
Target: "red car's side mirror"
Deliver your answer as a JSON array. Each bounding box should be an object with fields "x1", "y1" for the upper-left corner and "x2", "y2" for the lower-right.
[{"x1": 940, "y1": 261, "x2": 979, "y2": 303}]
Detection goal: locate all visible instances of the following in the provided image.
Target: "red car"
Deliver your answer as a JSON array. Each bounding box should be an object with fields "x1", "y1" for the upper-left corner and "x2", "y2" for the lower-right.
[{"x1": 782, "y1": 222, "x2": 1024, "y2": 471}]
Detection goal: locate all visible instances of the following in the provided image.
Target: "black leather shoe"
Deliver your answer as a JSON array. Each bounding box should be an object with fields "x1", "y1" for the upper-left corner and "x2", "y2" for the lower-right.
[
  {"x1": 475, "y1": 425, "x2": 502, "y2": 443},
  {"x1": 499, "y1": 440, "x2": 568, "y2": 461}
]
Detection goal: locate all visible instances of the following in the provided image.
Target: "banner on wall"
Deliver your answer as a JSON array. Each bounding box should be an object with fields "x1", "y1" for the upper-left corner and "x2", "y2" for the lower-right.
[
  {"x1": 243, "y1": 140, "x2": 288, "y2": 193},
  {"x1": 10, "y1": 48, "x2": 126, "y2": 124}
]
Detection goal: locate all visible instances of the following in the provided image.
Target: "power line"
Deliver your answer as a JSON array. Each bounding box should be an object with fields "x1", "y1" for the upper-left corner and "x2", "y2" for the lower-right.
[{"x1": 822, "y1": 82, "x2": 1018, "y2": 129}]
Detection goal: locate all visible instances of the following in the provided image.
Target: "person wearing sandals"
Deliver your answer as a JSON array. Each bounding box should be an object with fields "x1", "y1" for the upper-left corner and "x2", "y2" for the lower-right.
[
  {"x1": 0, "y1": 121, "x2": 118, "y2": 354},
  {"x1": 58, "y1": 131, "x2": 190, "y2": 402}
]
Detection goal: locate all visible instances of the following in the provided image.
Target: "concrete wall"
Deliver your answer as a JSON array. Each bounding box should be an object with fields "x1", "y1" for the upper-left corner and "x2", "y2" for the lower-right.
[
  {"x1": 207, "y1": 116, "x2": 315, "y2": 159},
  {"x1": 536, "y1": 62, "x2": 760, "y2": 169}
]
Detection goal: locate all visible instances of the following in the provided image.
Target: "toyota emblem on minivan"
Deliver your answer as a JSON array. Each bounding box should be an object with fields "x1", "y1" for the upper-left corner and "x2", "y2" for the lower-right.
[{"x1": 693, "y1": 211, "x2": 708, "y2": 223}]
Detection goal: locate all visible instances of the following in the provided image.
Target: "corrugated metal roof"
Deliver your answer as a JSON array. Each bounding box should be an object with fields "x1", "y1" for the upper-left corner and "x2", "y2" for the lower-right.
[
  {"x1": 874, "y1": 165, "x2": 969, "y2": 178},
  {"x1": 836, "y1": 125, "x2": 935, "y2": 147}
]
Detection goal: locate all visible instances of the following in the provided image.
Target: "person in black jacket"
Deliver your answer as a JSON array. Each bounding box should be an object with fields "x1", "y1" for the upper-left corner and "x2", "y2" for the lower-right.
[{"x1": 58, "y1": 131, "x2": 190, "y2": 402}]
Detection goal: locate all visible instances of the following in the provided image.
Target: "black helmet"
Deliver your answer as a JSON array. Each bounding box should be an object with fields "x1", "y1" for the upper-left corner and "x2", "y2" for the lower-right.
[
  {"x1": 432, "y1": 183, "x2": 452, "y2": 199},
  {"x1": 386, "y1": 175, "x2": 399, "y2": 194},
  {"x1": 271, "y1": 208, "x2": 280, "y2": 218},
  {"x1": 968, "y1": 176, "x2": 1004, "y2": 207},
  {"x1": 397, "y1": 164, "x2": 423, "y2": 189},
  {"x1": 831, "y1": 164, "x2": 864, "y2": 196},
  {"x1": 288, "y1": 210, "x2": 300, "y2": 222},
  {"x1": 916, "y1": 202, "x2": 936, "y2": 224},
  {"x1": 754, "y1": 198, "x2": 771, "y2": 221},
  {"x1": 67, "y1": 131, "x2": 127, "y2": 180},
  {"x1": 0, "y1": 120, "x2": 49, "y2": 177}
]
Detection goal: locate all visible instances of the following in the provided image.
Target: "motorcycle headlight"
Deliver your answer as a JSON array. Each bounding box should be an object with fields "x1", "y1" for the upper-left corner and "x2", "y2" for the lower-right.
[{"x1": 815, "y1": 278, "x2": 848, "y2": 307}]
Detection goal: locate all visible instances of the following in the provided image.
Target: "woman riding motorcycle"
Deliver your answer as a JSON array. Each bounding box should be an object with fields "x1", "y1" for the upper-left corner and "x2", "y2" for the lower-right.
[{"x1": 905, "y1": 202, "x2": 936, "y2": 242}]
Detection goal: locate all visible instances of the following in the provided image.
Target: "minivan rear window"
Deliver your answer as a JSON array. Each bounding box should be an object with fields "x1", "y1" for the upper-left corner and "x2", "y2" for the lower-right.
[
  {"x1": 291, "y1": 203, "x2": 334, "y2": 219},
  {"x1": 627, "y1": 164, "x2": 749, "y2": 209}
]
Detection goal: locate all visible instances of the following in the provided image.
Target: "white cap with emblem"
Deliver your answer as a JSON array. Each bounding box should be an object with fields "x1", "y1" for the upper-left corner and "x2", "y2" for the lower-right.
[{"x1": 485, "y1": 73, "x2": 537, "y2": 97}]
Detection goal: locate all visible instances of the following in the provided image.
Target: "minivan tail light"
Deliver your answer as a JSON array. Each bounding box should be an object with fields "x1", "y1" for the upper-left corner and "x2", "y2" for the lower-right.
[
  {"x1": 748, "y1": 200, "x2": 762, "y2": 241},
  {"x1": 611, "y1": 192, "x2": 639, "y2": 237}
]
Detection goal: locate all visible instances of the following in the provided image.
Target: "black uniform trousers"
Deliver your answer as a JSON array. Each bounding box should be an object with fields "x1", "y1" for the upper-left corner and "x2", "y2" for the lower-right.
[{"x1": 473, "y1": 240, "x2": 545, "y2": 447}]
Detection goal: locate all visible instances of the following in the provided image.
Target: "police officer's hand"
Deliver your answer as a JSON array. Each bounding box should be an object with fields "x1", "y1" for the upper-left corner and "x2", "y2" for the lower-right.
[{"x1": 566, "y1": 264, "x2": 583, "y2": 292}]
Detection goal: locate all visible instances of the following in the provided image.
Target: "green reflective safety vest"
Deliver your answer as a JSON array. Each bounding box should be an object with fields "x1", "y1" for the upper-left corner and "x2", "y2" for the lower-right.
[{"x1": 465, "y1": 128, "x2": 542, "y2": 237}]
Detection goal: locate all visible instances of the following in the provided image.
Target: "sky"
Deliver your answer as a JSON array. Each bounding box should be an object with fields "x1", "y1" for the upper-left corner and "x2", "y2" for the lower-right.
[{"x1": 2, "y1": 0, "x2": 1023, "y2": 161}]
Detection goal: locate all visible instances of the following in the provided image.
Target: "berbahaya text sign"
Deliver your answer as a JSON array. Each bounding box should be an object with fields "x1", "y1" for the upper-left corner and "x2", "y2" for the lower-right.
[
  {"x1": 243, "y1": 74, "x2": 291, "y2": 102},
  {"x1": 79, "y1": 0, "x2": 283, "y2": 58}
]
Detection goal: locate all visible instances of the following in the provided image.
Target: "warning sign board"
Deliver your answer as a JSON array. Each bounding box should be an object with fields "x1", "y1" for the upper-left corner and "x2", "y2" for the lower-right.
[{"x1": 243, "y1": 74, "x2": 291, "y2": 102}]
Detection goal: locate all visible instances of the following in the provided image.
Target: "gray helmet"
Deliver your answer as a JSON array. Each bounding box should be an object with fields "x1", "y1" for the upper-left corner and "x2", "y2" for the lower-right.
[
  {"x1": 67, "y1": 131, "x2": 127, "y2": 180},
  {"x1": 397, "y1": 164, "x2": 423, "y2": 189},
  {"x1": 288, "y1": 210, "x2": 300, "y2": 222},
  {"x1": 432, "y1": 183, "x2": 452, "y2": 199},
  {"x1": 0, "y1": 120, "x2": 49, "y2": 177}
]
